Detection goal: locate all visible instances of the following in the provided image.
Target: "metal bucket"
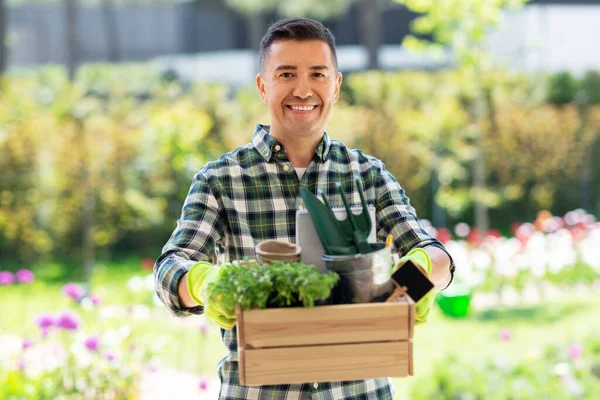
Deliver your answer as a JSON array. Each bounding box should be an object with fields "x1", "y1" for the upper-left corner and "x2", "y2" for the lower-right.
[{"x1": 323, "y1": 243, "x2": 395, "y2": 304}]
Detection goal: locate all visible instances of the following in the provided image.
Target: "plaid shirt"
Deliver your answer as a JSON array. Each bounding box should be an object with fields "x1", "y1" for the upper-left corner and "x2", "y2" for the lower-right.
[{"x1": 155, "y1": 124, "x2": 453, "y2": 399}]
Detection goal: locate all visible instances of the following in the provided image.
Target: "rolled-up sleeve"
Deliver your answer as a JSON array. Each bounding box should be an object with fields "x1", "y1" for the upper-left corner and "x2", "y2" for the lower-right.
[
  {"x1": 153, "y1": 168, "x2": 225, "y2": 317},
  {"x1": 374, "y1": 164, "x2": 455, "y2": 289}
]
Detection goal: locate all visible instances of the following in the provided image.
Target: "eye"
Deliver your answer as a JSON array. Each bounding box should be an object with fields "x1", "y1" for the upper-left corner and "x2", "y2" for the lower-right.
[
  {"x1": 279, "y1": 72, "x2": 293, "y2": 78},
  {"x1": 313, "y1": 72, "x2": 325, "y2": 78}
]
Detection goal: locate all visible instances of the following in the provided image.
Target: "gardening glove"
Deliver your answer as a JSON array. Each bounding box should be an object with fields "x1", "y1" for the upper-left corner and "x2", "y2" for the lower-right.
[
  {"x1": 187, "y1": 261, "x2": 237, "y2": 330},
  {"x1": 394, "y1": 248, "x2": 435, "y2": 324}
]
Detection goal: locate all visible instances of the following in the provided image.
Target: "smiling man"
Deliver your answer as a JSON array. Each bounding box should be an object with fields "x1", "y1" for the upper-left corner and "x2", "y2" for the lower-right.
[{"x1": 154, "y1": 18, "x2": 455, "y2": 399}]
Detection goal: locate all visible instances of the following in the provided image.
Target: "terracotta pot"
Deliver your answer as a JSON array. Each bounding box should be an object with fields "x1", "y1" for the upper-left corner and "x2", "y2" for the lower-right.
[{"x1": 255, "y1": 240, "x2": 301, "y2": 264}]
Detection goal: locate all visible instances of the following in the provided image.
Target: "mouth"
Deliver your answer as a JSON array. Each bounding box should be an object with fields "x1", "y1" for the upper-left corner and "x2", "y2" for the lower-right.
[{"x1": 286, "y1": 105, "x2": 318, "y2": 114}]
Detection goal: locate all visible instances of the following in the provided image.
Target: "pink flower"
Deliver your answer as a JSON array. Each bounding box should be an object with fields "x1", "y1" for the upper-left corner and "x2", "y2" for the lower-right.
[
  {"x1": 62, "y1": 283, "x2": 84, "y2": 302},
  {"x1": 199, "y1": 322, "x2": 208, "y2": 336},
  {"x1": 15, "y1": 269, "x2": 35, "y2": 284},
  {"x1": 90, "y1": 295, "x2": 101, "y2": 306},
  {"x1": 105, "y1": 352, "x2": 116, "y2": 362},
  {"x1": 568, "y1": 344, "x2": 582, "y2": 360},
  {"x1": 17, "y1": 360, "x2": 25, "y2": 371},
  {"x1": 84, "y1": 335, "x2": 100, "y2": 352},
  {"x1": 454, "y1": 223, "x2": 470, "y2": 238},
  {"x1": 0, "y1": 271, "x2": 15, "y2": 285},
  {"x1": 199, "y1": 378, "x2": 208, "y2": 391},
  {"x1": 56, "y1": 310, "x2": 81, "y2": 331},
  {"x1": 146, "y1": 365, "x2": 159, "y2": 373},
  {"x1": 22, "y1": 338, "x2": 34, "y2": 350},
  {"x1": 35, "y1": 314, "x2": 54, "y2": 330},
  {"x1": 499, "y1": 329, "x2": 511, "y2": 342}
]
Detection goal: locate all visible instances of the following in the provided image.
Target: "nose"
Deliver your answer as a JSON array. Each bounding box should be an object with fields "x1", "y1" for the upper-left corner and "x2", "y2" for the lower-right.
[{"x1": 292, "y1": 76, "x2": 313, "y2": 99}]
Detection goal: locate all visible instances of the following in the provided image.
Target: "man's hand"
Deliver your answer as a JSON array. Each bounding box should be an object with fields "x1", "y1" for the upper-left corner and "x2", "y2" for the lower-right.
[
  {"x1": 393, "y1": 248, "x2": 435, "y2": 324},
  {"x1": 186, "y1": 262, "x2": 236, "y2": 330}
]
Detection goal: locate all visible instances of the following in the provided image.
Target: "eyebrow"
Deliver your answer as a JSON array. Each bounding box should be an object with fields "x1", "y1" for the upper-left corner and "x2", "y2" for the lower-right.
[{"x1": 274, "y1": 65, "x2": 330, "y2": 71}]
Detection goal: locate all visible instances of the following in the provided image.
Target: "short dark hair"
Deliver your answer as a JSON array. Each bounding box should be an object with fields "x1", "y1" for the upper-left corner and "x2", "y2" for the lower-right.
[{"x1": 259, "y1": 18, "x2": 339, "y2": 72}]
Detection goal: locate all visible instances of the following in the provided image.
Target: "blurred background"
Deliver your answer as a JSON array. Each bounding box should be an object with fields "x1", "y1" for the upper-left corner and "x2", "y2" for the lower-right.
[{"x1": 0, "y1": 0, "x2": 599, "y2": 399}]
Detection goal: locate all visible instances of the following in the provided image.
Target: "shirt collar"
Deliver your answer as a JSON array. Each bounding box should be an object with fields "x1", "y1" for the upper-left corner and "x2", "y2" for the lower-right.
[{"x1": 252, "y1": 124, "x2": 332, "y2": 162}]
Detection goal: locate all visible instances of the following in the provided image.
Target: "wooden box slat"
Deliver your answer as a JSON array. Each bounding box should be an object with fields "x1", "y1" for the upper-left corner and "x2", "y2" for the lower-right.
[
  {"x1": 239, "y1": 341, "x2": 412, "y2": 386},
  {"x1": 239, "y1": 298, "x2": 413, "y2": 348}
]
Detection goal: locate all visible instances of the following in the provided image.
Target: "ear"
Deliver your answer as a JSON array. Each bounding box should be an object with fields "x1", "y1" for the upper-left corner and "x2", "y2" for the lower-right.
[
  {"x1": 256, "y1": 73, "x2": 267, "y2": 103},
  {"x1": 334, "y1": 72, "x2": 343, "y2": 103}
]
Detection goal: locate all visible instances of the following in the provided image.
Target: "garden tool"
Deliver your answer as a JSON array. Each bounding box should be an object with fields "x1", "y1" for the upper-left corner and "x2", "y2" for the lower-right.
[
  {"x1": 335, "y1": 179, "x2": 372, "y2": 254},
  {"x1": 300, "y1": 187, "x2": 356, "y2": 255}
]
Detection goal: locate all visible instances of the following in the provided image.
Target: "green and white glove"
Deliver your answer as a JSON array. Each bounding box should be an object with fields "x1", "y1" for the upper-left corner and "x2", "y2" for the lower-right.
[
  {"x1": 187, "y1": 261, "x2": 237, "y2": 330},
  {"x1": 394, "y1": 248, "x2": 436, "y2": 324}
]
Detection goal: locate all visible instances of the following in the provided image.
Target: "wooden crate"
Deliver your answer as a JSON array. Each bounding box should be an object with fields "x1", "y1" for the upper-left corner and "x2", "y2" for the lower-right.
[{"x1": 236, "y1": 296, "x2": 414, "y2": 386}]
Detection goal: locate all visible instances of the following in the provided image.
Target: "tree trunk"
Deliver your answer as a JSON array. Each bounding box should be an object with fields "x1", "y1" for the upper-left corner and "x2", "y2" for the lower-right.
[
  {"x1": 65, "y1": 0, "x2": 79, "y2": 81},
  {"x1": 471, "y1": 93, "x2": 489, "y2": 236},
  {"x1": 78, "y1": 119, "x2": 95, "y2": 296},
  {"x1": 0, "y1": 0, "x2": 6, "y2": 77},
  {"x1": 358, "y1": 0, "x2": 381, "y2": 70},
  {"x1": 101, "y1": 0, "x2": 120, "y2": 62}
]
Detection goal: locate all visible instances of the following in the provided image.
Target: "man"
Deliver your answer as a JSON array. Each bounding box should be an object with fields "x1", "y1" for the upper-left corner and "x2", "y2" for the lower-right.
[{"x1": 155, "y1": 17, "x2": 454, "y2": 399}]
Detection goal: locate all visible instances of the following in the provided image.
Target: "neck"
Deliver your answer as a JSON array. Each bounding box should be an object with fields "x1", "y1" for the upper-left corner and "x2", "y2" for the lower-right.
[{"x1": 270, "y1": 127, "x2": 323, "y2": 168}]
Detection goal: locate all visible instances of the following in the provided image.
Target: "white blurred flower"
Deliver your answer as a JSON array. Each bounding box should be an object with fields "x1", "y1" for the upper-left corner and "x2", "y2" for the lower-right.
[
  {"x1": 131, "y1": 305, "x2": 151, "y2": 321},
  {"x1": 144, "y1": 274, "x2": 155, "y2": 291},
  {"x1": 118, "y1": 326, "x2": 132, "y2": 339},
  {"x1": 127, "y1": 276, "x2": 145, "y2": 292},
  {"x1": 102, "y1": 329, "x2": 121, "y2": 347},
  {"x1": 99, "y1": 306, "x2": 116, "y2": 320}
]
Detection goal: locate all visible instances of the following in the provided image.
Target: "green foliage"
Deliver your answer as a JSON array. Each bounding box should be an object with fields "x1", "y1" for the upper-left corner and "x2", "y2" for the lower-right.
[
  {"x1": 206, "y1": 260, "x2": 339, "y2": 311},
  {"x1": 547, "y1": 72, "x2": 580, "y2": 106},
  {"x1": 1, "y1": 64, "x2": 599, "y2": 262},
  {"x1": 410, "y1": 334, "x2": 600, "y2": 399},
  {"x1": 397, "y1": 0, "x2": 529, "y2": 70}
]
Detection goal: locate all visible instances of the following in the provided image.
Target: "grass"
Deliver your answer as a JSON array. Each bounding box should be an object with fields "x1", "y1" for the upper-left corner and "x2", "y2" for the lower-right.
[{"x1": 2, "y1": 257, "x2": 599, "y2": 399}]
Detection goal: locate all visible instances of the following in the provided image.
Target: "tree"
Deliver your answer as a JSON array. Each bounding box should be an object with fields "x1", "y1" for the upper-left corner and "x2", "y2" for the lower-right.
[{"x1": 396, "y1": 0, "x2": 529, "y2": 233}]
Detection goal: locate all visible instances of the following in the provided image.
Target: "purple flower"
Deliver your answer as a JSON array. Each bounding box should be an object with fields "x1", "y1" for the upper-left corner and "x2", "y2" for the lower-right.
[
  {"x1": 146, "y1": 364, "x2": 159, "y2": 373},
  {"x1": 17, "y1": 360, "x2": 25, "y2": 371},
  {"x1": 84, "y1": 335, "x2": 100, "y2": 352},
  {"x1": 199, "y1": 378, "x2": 208, "y2": 391},
  {"x1": 62, "y1": 283, "x2": 84, "y2": 302},
  {"x1": 35, "y1": 314, "x2": 55, "y2": 330},
  {"x1": 105, "y1": 352, "x2": 116, "y2": 362},
  {"x1": 15, "y1": 269, "x2": 35, "y2": 284},
  {"x1": 55, "y1": 310, "x2": 81, "y2": 331},
  {"x1": 90, "y1": 295, "x2": 101, "y2": 306},
  {"x1": 568, "y1": 344, "x2": 583, "y2": 359},
  {"x1": 22, "y1": 338, "x2": 34, "y2": 350},
  {"x1": 499, "y1": 329, "x2": 511, "y2": 342},
  {"x1": 0, "y1": 271, "x2": 15, "y2": 285}
]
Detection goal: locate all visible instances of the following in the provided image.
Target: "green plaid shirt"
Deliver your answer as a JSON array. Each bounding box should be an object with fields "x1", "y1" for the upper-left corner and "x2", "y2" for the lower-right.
[{"x1": 155, "y1": 124, "x2": 453, "y2": 399}]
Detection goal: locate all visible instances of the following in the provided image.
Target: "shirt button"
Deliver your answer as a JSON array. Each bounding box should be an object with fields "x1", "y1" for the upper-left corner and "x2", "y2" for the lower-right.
[
  {"x1": 274, "y1": 145, "x2": 281, "y2": 151},
  {"x1": 283, "y1": 164, "x2": 290, "y2": 172},
  {"x1": 313, "y1": 382, "x2": 318, "y2": 389}
]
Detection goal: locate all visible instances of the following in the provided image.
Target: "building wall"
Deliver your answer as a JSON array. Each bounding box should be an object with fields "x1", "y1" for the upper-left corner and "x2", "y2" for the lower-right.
[
  {"x1": 5, "y1": 3, "x2": 600, "y2": 76},
  {"x1": 489, "y1": 4, "x2": 600, "y2": 75}
]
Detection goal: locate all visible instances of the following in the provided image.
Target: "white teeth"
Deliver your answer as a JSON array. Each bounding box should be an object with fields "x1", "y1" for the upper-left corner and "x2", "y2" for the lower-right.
[{"x1": 290, "y1": 105, "x2": 315, "y2": 111}]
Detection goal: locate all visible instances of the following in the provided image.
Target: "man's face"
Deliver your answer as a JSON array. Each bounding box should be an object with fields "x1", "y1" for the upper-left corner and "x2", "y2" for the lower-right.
[{"x1": 256, "y1": 40, "x2": 343, "y2": 140}]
